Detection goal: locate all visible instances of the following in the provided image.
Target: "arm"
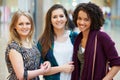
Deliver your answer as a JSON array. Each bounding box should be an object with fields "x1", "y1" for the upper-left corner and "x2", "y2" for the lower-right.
[
  {"x1": 27, "y1": 62, "x2": 51, "y2": 79},
  {"x1": 99, "y1": 32, "x2": 120, "y2": 80},
  {"x1": 44, "y1": 61, "x2": 74, "y2": 75},
  {"x1": 37, "y1": 41, "x2": 74, "y2": 75},
  {"x1": 9, "y1": 49, "x2": 51, "y2": 80},
  {"x1": 102, "y1": 66, "x2": 120, "y2": 80},
  {"x1": 9, "y1": 49, "x2": 24, "y2": 80}
]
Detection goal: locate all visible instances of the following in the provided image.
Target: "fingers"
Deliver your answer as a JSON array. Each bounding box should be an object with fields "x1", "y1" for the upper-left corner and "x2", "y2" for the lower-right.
[
  {"x1": 68, "y1": 61, "x2": 74, "y2": 69},
  {"x1": 43, "y1": 61, "x2": 51, "y2": 69},
  {"x1": 60, "y1": 62, "x2": 74, "y2": 73},
  {"x1": 70, "y1": 66, "x2": 74, "y2": 72},
  {"x1": 40, "y1": 61, "x2": 51, "y2": 73},
  {"x1": 68, "y1": 64, "x2": 74, "y2": 73},
  {"x1": 68, "y1": 61, "x2": 74, "y2": 65},
  {"x1": 67, "y1": 61, "x2": 74, "y2": 72}
]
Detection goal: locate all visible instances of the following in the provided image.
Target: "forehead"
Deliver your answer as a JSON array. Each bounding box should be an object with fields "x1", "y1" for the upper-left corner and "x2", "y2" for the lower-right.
[
  {"x1": 18, "y1": 15, "x2": 30, "y2": 22},
  {"x1": 78, "y1": 10, "x2": 89, "y2": 18},
  {"x1": 51, "y1": 8, "x2": 64, "y2": 16}
]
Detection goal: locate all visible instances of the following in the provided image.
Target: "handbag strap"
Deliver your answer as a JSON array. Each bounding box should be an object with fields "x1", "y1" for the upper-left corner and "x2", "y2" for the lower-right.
[{"x1": 91, "y1": 34, "x2": 97, "y2": 80}]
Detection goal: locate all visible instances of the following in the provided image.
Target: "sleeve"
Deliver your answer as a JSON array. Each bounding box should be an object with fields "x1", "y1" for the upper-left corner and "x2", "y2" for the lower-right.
[
  {"x1": 7, "y1": 41, "x2": 21, "y2": 54},
  {"x1": 99, "y1": 32, "x2": 120, "y2": 67}
]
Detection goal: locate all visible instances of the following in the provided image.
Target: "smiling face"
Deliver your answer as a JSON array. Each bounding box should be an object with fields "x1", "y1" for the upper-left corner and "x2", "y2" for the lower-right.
[
  {"x1": 77, "y1": 10, "x2": 91, "y2": 33},
  {"x1": 51, "y1": 8, "x2": 67, "y2": 31},
  {"x1": 15, "y1": 15, "x2": 31, "y2": 39}
]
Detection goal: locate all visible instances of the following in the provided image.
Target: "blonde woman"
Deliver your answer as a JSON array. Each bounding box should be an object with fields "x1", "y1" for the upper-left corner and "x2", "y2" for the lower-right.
[{"x1": 5, "y1": 11, "x2": 51, "y2": 80}]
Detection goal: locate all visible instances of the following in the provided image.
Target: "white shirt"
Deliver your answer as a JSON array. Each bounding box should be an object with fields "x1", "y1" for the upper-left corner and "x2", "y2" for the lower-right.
[{"x1": 53, "y1": 31, "x2": 73, "y2": 80}]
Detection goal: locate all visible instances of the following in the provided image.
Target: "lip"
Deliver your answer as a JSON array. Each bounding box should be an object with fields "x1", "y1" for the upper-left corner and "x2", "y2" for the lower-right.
[
  {"x1": 21, "y1": 29, "x2": 30, "y2": 32},
  {"x1": 78, "y1": 24, "x2": 85, "y2": 28}
]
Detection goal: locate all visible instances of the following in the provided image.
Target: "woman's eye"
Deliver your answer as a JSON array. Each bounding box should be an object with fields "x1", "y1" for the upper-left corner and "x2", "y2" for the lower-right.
[
  {"x1": 53, "y1": 16, "x2": 57, "y2": 18},
  {"x1": 26, "y1": 22, "x2": 30, "y2": 25},
  {"x1": 60, "y1": 15, "x2": 64, "y2": 18},
  {"x1": 78, "y1": 17, "x2": 81, "y2": 20},
  {"x1": 84, "y1": 18, "x2": 89, "y2": 21},
  {"x1": 19, "y1": 23, "x2": 23, "y2": 25}
]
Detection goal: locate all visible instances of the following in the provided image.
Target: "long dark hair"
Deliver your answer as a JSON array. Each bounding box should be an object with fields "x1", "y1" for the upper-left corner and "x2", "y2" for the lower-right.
[{"x1": 38, "y1": 4, "x2": 69, "y2": 58}]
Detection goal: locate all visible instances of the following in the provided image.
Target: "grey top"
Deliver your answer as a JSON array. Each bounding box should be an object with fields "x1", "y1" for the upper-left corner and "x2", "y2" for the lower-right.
[
  {"x1": 5, "y1": 41, "x2": 41, "y2": 80},
  {"x1": 77, "y1": 44, "x2": 84, "y2": 78}
]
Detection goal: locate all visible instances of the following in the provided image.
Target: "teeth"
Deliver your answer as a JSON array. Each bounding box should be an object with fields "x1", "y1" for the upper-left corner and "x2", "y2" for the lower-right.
[
  {"x1": 80, "y1": 26, "x2": 85, "y2": 28},
  {"x1": 57, "y1": 23, "x2": 62, "y2": 25},
  {"x1": 22, "y1": 30, "x2": 29, "y2": 32}
]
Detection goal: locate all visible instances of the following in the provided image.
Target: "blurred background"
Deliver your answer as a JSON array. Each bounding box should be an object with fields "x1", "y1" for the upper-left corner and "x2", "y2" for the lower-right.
[{"x1": 0, "y1": 0, "x2": 120, "y2": 80}]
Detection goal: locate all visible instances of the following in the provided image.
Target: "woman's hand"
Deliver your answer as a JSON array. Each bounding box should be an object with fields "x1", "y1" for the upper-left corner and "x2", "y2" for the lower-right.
[
  {"x1": 40, "y1": 61, "x2": 51, "y2": 74},
  {"x1": 60, "y1": 61, "x2": 74, "y2": 73},
  {"x1": 102, "y1": 66, "x2": 120, "y2": 80}
]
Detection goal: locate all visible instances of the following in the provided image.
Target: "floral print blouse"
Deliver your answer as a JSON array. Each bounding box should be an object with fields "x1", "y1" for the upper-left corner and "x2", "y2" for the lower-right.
[{"x1": 5, "y1": 41, "x2": 41, "y2": 80}]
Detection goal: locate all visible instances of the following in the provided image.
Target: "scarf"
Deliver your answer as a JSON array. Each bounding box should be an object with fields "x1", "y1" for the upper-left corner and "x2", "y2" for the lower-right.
[{"x1": 71, "y1": 30, "x2": 98, "y2": 80}]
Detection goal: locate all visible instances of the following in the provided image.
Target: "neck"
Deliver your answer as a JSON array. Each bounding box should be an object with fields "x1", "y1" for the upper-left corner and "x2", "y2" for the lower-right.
[
  {"x1": 21, "y1": 38, "x2": 32, "y2": 48},
  {"x1": 54, "y1": 28, "x2": 66, "y2": 37},
  {"x1": 54, "y1": 29, "x2": 68, "y2": 42},
  {"x1": 82, "y1": 30, "x2": 90, "y2": 39},
  {"x1": 21, "y1": 38, "x2": 29, "y2": 43}
]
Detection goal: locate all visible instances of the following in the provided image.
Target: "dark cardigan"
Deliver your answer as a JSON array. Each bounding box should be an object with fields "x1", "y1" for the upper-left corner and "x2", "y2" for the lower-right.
[
  {"x1": 71, "y1": 30, "x2": 120, "y2": 80},
  {"x1": 37, "y1": 31, "x2": 78, "y2": 80}
]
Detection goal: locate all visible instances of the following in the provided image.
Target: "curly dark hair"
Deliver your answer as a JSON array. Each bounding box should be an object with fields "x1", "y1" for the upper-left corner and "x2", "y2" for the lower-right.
[{"x1": 73, "y1": 2, "x2": 105, "y2": 30}]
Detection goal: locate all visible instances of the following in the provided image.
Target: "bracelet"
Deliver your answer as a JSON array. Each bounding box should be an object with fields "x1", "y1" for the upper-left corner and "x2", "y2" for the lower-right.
[{"x1": 24, "y1": 69, "x2": 28, "y2": 80}]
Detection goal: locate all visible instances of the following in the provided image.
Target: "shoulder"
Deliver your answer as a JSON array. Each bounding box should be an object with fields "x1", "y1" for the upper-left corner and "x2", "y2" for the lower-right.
[
  {"x1": 97, "y1": 31, "x2": 111, "y2": 40},
  {"x1": 6, "y1": 41, "x2": 21, "y2": 55},
  {"x1": 8, "y1": 41, "x2": 20, "y2": 50},
  {"x1": 68, "y1": 30, "x2": 78, "y2": 44},
  {"x1": 69, "y1": 30, "x2": 78, "y2": 38},
  {"x1": 97, "y1": 31, "x2": 114, "y2": 44}
]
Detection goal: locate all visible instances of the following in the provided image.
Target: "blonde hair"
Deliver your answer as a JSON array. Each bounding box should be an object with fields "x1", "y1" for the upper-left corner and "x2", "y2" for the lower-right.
[{"x1": 9, "y1": 10, "x2": 35, "y2": 45}]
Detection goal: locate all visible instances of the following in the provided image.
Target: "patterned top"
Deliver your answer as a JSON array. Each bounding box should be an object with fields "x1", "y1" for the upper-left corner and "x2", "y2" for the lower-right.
[{"x1": 5, "y1": 41, "x2": 41, "y2": 80}]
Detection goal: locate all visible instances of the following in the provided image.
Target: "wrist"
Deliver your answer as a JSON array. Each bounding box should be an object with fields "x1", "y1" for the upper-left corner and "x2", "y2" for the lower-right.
[
  {"x1": 103, "y1": 76, "x2": 112, "y2": 80},
  {"x1": 39, "y1": 68, "x2": 46, "y2": 75},
  {"x1": 58, "y1": 65, "x2": 64, "y2": 72}
]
